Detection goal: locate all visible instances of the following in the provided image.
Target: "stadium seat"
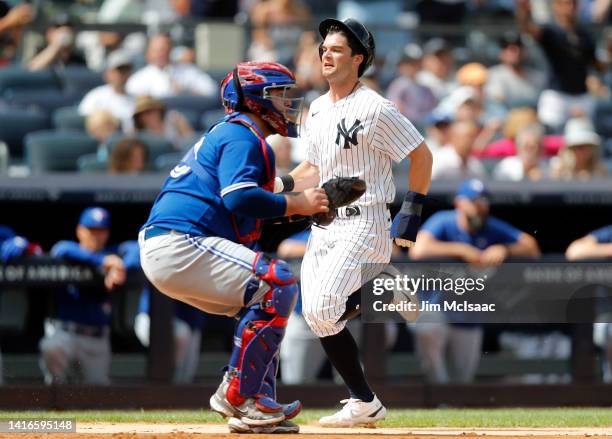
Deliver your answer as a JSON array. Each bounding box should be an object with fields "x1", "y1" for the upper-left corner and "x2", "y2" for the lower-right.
[
  {"x1": 58, "y1": 66, "x2": 104, "y2": 94},
  {"x1": 160, "y1": 95, "x2": 221, "y2": 113},
  {"x1": 24, "y1": 130, "x2": 98, "y2": 174},
  {"x1": 0, "y1": 109, "x2": 51, "y2": 160},
  {"x1": 200, "y1": 109, "x2": 226, "y2": 131},
  {"x1": 77, "y1": 153, "x2": 107, "y2": 173},
  {"x1": 0, "y1": 68, "x2": 62, "y2": 97},
  {"x1": 4, "y1": 90, "x2": 84, "y2": 114},
  {"x1": 53, "y1": 106, "x2": 86, "y2": 131}
]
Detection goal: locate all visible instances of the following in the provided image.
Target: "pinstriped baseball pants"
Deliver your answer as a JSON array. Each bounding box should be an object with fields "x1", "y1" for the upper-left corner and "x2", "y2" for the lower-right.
[{"x1": 300, "y1": 204, "x2": 392, "y2": 337}]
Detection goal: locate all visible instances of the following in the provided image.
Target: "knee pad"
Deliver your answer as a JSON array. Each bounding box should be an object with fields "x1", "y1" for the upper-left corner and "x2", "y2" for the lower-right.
[{"x1": 253, "y1": 253, "x2": 298, "y2": 317}]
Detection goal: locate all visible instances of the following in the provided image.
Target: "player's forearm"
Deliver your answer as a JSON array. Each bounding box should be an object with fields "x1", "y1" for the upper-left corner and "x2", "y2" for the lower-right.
[
  {"x1": 407, "y1": 142, "x2": 432, "y2": 195},
  {"x1": 288, "y1": 160, "x2": 320, "y2": 192},
  {"x1": 566, "y1": 242, "x2": 612, "y2": 260},
  {"x1": 222, "y1": 187, "x2": 287, "y2": 218},
  {"x1": 507, "y1": 234, "x2": 540, "y2": 258}
]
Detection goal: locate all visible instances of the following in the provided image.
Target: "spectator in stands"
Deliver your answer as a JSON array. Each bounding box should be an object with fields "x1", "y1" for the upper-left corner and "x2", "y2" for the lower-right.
[
  {"x1": 386, "y1": 43, "x2": 438, "y2": 129},
  {"x1": 566, "y1": 224, "x2": 612, "y2": 381},
  {"x1": 28, "y1": 13, "x2": 87, "y2": 71},
  {"x1": 516, "y1": 0, "x2": 600, "y2": 131},
  {"x1": 78, "y1": 51, "x2": 136, "y2": 132},
  {"x1": 108, "y1": 138, "x2": 149, "y2": 174},
  {"x1": 39, "y1": 207, "x2": 138, "y2": 385},
  {"x1": 417, "y1": 38, "x2": 455, "y2": 100},
  {"x1": 423, "y1": 111, "x2": 452, "y2": 154},
  {"x1": 478, "y1": 107, "x2": 563, "y2": 158},
  {"x1": 485, "y1": 32, "x2": 546, "y2": 108},
  {"x1": 431, "y1": 120, "x2": 487, "y2": 180},
  {"x1": 126, "y1": 33, "x2": 216, "y2": 98},
  {"x1": 550, "y1": 117, "x2": 607, "y2": 180},
  {"x1": 493, "y1": 123, "x2": 549, "y2": 181},
  {"x1": 86, "y1": 110, "x2": 120, "y2": 145},
  {"x1": 248, "y1": 0, "x2": 311, "y2": 67},
  {"x1": 0, "y1": 1, "x2": 33, "y2": 66},
  {"x1": 409, "y1": 179, "x2": 541, "y2": 383},
  {"x1": 134, "y1": 287, "x2": 206, "y2": 383},
  {"x1": 132, "y1": 95, "x2": 194, "y2": 149}
]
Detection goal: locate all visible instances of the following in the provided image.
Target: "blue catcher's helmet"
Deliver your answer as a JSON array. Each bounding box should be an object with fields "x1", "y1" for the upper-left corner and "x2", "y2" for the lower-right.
[{"x1": 220, "y1": 61, "x2": 304, "y2": 138}]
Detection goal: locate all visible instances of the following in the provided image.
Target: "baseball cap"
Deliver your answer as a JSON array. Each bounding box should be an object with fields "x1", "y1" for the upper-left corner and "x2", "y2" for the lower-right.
[
  {"x1": 456, "y1": 179, "x2": 490, "y2": 201},
  {"x1": 106, "y1": 50, "x2": 133, "y2": 71},
  {"x1": 79, "y1": 207, "x2": 111, "y2": 229},
  {"x1": 564, "y1": 118, "x2": 601, "y2": 148}
]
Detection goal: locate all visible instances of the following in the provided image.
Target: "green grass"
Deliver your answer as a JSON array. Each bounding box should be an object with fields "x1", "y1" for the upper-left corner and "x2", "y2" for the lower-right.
[{"x1": 1, "y1": 408, "x2": 612, "y2": 428}]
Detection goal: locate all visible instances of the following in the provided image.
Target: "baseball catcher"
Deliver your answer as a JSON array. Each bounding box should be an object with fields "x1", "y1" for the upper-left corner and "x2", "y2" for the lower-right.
[{"x1": 139, "y1": 61, "x2": 329, "y2": 434}]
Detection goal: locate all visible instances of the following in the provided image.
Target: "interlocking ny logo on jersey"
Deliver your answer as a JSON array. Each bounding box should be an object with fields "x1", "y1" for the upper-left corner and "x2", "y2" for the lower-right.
[{"x1": 336, "y1": 118, "x2": 363, "y2": 149}]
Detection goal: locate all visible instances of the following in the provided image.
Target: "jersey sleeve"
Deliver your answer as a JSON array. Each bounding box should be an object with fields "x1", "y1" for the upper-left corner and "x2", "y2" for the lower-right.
[
  {"x1": 217, "y1": 136, "x2": 266, "y2": 198},
  {"x1": 371, "y1": 100, "x2": 424, "y2": 163},
  {"x1": 486, "y1": 217, "x2": 522, "y2": 244},
  {"x1": 421, "y1": 211, "x2": 451, "y2": 241},
  {"x1": 51, "y1": 241, "x2": 105, "y2": 267},
  {"x1": 590, "y1": 225, "x2": 612, "y2": 243}
]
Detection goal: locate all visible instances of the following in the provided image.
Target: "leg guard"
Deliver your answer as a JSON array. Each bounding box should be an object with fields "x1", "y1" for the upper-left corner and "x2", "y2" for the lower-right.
[
  {"x1": 226, "y1": 253, "x2": 298, "y2": 407},
  {"x1": 260, "y1": 354, "x2": 302, "y2": 420}
]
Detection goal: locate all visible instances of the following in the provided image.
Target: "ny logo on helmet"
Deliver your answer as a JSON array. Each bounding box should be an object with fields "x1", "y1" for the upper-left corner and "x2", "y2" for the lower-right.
[{"x1": 336, "y1": 118, "x2": 363, "y2": 149}]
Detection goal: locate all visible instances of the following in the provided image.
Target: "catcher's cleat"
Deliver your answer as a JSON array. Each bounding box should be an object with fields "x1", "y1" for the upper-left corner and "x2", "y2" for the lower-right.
[
  {"x1": 318, "y1": 394, "x2": 386, "y2": 427},
  {"x1": 227, "y1": 417, "x2": 299, "y2": 434},
  {"x1": 209, "y1": 374, "x2": 285, "y2": 426}
]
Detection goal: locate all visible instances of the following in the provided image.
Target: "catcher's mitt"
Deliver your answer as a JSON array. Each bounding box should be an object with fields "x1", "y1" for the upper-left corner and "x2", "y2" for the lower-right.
[{"x1": 312, "y1": 177, "x2": 366, "y2": 226}]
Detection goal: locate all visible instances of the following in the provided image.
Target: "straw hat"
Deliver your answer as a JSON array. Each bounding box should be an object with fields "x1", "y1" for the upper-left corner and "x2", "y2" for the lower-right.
[{"x1": 133, "y1": 95, "x2": 166, "y2": 118}]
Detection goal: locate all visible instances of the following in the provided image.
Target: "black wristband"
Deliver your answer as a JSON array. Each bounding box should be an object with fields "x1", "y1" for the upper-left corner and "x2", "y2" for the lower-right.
[
  {"x1": 399, "y1": 191, "x2": 426, "y2": 216},
  {"x1": 280, "y1": 175, "x2": 295, "y2": 192}
]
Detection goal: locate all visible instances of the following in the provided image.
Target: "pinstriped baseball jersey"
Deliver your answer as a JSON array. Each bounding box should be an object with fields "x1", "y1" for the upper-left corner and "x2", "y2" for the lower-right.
[
  {"x1": 304, "y1": 84, "x2": 423, "y2": 205},
  {"x1": 300, "y1": 84, "x2": 424, "y2": 337}
]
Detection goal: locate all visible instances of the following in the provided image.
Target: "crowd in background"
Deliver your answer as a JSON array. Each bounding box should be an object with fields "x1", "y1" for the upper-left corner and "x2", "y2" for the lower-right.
[{"x1": 0, "y1": 0, "x2": 611, "y2": 386}]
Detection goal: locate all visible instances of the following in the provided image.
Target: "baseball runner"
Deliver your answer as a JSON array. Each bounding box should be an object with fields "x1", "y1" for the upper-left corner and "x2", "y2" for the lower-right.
[
  {"x1": 138, "y1": 61, "x2": 328, "y2": 433},
  {"x1": 275, "y1": 18, "x2": 433, "y2": 426}
]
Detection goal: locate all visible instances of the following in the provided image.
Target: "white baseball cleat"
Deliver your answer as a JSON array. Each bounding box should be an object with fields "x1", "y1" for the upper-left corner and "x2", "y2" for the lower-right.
[
  {"x1": 227, "y1": 417, "x2": 299, "y2": 434},
  {"x1": 318, "y1": 395, "x2": 386, "y2": 427},
  {"x1": 209, "y1": 374, "x2": 285, "y2": 427}
]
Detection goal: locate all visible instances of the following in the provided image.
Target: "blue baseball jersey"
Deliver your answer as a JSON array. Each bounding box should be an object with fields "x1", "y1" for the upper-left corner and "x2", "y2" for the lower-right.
[
  {"x1": 591, "y1": 225, "x2": 612, "y2": 244},
  {"x1": 143, "y1": 114, "x2": 275, "y2": 247},
  {"x1": 422, "y1": 210, "x2": 521, "y2": 249},
  {"x1": 51, "y1": 240, "x2": 140, "y2": 327}
]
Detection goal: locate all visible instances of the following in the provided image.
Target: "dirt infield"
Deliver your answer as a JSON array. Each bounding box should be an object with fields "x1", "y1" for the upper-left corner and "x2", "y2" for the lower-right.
[{"x1": 18, "y1": 422, "x2": 596, "y2": 438}]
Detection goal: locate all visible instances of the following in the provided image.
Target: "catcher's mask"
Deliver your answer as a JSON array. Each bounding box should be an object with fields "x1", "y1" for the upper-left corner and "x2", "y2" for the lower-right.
[{"x1": 221, "y1": 61, "x2": 304, "y2": 138}]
